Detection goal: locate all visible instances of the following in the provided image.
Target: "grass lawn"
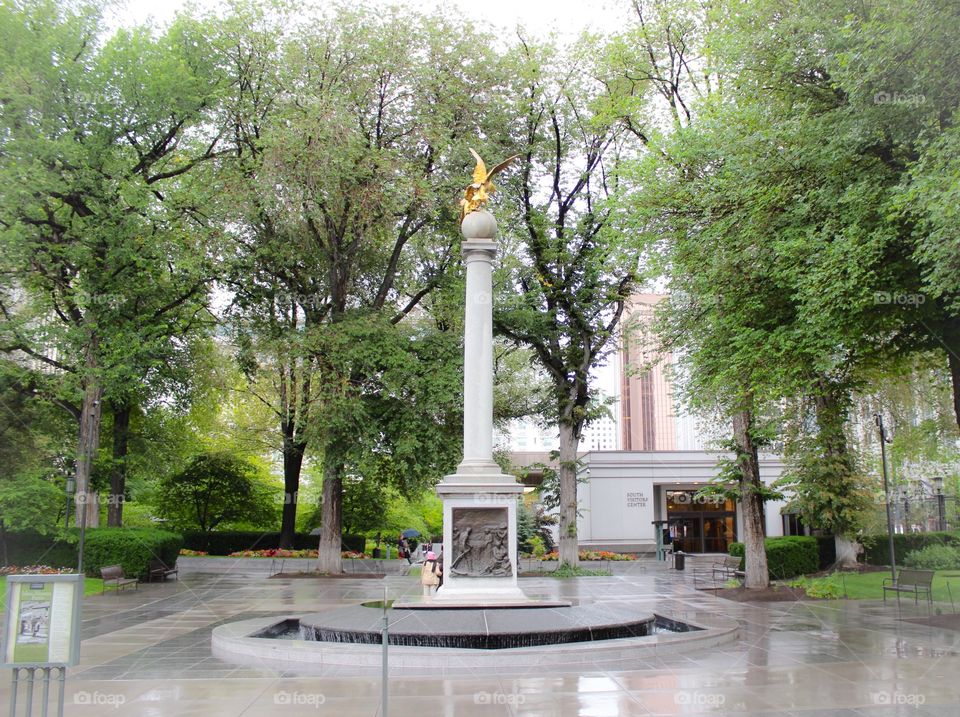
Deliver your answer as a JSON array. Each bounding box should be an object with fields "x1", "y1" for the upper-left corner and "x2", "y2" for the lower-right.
[
  {"x1": 797, "y1": 570, "x2": 960, "y2": 604},
  {"x1": 0, "y1": 576, "x2": 104, "y2": 613}
]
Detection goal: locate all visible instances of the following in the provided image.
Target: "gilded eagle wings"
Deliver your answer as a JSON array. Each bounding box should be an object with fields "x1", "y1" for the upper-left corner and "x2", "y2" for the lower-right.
[{"x1": 459, "y1": 148, "x2": 519, "y2": 223}]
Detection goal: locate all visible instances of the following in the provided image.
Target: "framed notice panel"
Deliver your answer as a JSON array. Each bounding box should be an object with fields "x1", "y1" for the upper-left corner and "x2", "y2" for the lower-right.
[{"x1": 2, "y1": 573, "x2": 83, "y2": 667}]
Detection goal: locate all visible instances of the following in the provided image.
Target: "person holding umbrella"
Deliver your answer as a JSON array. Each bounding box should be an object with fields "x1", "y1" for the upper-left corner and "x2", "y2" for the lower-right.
[{"x1": 400, "y1": 529, "x2": 420, "y2": 564}]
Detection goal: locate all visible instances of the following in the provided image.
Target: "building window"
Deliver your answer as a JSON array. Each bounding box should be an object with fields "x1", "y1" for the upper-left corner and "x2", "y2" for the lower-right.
[{"x1": 782, "y1": 513, "x2": 807, "y2": 536}]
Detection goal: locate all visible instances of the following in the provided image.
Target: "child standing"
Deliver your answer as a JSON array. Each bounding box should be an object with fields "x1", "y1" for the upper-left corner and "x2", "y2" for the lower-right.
[{"x1": 420, "y1": 551, "x2": 442, "y2": 597}]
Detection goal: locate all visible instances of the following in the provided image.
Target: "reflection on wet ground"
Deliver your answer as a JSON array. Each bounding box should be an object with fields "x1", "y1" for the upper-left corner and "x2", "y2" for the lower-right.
[{"x1": 4, "y1": 557, "x2": 959, "y2": 715}]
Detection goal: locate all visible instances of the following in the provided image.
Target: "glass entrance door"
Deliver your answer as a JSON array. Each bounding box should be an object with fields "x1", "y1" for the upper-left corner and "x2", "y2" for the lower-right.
[
  {"x1": 671, "y1": 517, "x2": 701, "y2": 553},
  {"x1": 666, "y1": 490, "x2": 738, "y2": 553},
  {"x1": 702, "y1": 515, "x2": 736, "y2": 553}
]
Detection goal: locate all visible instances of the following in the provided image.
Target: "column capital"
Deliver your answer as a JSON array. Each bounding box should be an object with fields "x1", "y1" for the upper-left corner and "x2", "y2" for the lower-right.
[{"x1": 461, "y1": 239, "x2": 498, "y2": 264}]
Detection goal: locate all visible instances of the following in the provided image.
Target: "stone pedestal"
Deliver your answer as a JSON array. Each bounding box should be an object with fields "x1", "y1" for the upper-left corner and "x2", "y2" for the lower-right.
[{"x1": 435, "y1": 211, "x2": 525, "y2": 603}]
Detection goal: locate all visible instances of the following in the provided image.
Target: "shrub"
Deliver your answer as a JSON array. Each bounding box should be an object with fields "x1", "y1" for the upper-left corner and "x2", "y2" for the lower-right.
[
  {"x1": 788, "y1": 574, "x2": 843, "y2": 599},
  {"x1": 813, "y1": 536, "x2": 837, "y2": 569},
  {"x1": 180, "y1": 530, "x2": 365, "y2": 555},
  {"x1": 903, "y1": 544, "x2": 960, "y2": 570},
  {"x1": 860, "y1": 531, "x2": 960, "y2": 566},
  {"x1": 83, "y1": 528, "x2": 183, "y2": 579},
  {"x1": 341, "y1": 534, "x2": 365, "y2": 553},
  {"x1": 1, "y1": 531, "x2": 77, "y2": 569},
  {"x1": 729, "y1": 536, "x2": 818, "y2": 579}
]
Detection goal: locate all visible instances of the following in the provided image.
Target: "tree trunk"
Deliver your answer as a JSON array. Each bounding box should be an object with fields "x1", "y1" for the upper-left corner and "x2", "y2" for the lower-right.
[
  {"x1": 732, "y1": 409, "x2": 769, "y2": 589},
  {"x1": 0, "y1": 518, "x2": 7, "y2": 566},
  {"x1": 812, "y1": 378, "x2": 860, "y2": 543},
  {"x1": 557, "y1": 420, "x2": 580, "y2": 568},
  {"x1": 279, "y1": 434, "x2": 307, "y2": 549},
  {"x1": 107, "y1": 402, "x2": 131, "y2": 527},
  {"x1": 75, "y1": 340, "x2": 103, "y2": 528},
  {"x1": 834, "y1": 535, "x2": 861, "y2": 569},
  {"x1": 948, "y1": 336, "x2": 960, "y2": 435},
  {"x1": 317, "y1": 450, "x2": 343, "y2": 574}
]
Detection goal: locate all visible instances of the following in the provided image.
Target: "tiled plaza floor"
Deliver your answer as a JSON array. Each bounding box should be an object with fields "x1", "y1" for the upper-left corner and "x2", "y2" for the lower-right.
[{"x1": 4, "y1": 557, "x2": 959, "y2": 716}]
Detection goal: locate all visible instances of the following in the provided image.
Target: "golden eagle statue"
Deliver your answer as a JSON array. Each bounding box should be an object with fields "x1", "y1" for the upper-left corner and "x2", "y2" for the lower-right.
[{"x1": 459, "y1": 148, "x2": 519, "y2": 224}]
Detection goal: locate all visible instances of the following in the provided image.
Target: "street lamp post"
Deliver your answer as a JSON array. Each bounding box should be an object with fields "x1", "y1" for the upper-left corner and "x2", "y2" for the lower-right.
[
  {"x1": 65, "y1": 476, "x2": 75, "y2": 530},
  {"x1": 934, "y1": 476, "x2": 947, "y2": 532},
  {"x1": 875, "y1": 414, "x2": 897, "y2": 584}
]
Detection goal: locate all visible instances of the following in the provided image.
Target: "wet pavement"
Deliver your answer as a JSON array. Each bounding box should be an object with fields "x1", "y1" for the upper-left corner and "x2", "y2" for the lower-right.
[{"x1": 4, "y1": 557, "x2": 959, "y2": 716}]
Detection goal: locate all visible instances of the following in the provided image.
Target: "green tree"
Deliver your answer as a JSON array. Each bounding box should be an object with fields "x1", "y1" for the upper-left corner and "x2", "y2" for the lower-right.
[
  {"x1": 0, "y1": 2, "x2": 224, "y2": 527},
  {"x1": 624, "y1": 0, "x2": 960, "y2": 582},
  {"x1": 218, "y1": 6, "x2": 503, "y2": 570},
  {"x1": 491, "y1": 35, "x2": 644, "y2": 567},
  {"x1": 154, "y1": 452, "x2": 275, "y2": 534},
  {"x1": 0, "y1": 367, "x2": 70, "y2": 561}
]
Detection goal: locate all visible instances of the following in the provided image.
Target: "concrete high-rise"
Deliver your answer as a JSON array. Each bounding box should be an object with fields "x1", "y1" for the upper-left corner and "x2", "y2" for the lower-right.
[{"x1": 619, "y1": 294, "x2": 677, "y2": 451}]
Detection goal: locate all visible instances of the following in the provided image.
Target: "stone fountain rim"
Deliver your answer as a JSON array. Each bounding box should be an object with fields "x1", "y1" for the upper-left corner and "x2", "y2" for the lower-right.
[{"x1": 211, "y1": 610, "x2": 738, "y2": 671}]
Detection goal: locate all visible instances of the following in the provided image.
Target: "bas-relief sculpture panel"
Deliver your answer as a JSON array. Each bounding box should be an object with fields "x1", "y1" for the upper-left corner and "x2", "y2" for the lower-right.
[{"x1": 449, "y1": 507, "x2": 511, "y2": 577}]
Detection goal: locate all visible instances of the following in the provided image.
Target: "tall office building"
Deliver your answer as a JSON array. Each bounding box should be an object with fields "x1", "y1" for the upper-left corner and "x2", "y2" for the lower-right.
[{"x1": 619, "y1": 294, "x2": 677, "y2": 451}]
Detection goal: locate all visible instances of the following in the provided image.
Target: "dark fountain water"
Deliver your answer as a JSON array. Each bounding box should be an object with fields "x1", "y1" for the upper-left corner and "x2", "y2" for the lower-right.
[{"x1": 250, "y1": 603, "x2": 698, "y2": 650}]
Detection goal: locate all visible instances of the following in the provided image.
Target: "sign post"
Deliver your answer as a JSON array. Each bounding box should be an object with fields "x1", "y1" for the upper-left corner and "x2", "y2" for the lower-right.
[{"x1": 3, "y1": 573, "x2": 83, "y2": 717}]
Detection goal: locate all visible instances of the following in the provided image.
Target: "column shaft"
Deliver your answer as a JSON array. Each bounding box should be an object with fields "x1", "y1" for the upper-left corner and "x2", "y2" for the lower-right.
[{"x1": 460, "y1": 242, "x2": 496, "y2": 469}]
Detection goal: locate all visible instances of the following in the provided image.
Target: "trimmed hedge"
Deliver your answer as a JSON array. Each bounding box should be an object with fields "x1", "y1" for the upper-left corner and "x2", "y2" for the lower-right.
[
  {"x1": 83, "y1": 528, "x2": 184, "y2": 579},
  {"x1": 861, "y1": 531, "x2": 960, "y2": 566},
  {"x1": 729, "y1": 536, "x2": 819, "y2": 580},
  {"x1": 0, "y1": 531, "x2": 77, "y2": 568},
  {"x1": 813, "y1": 535, "x2": 837, "y2": 570},
  {"x1": 181, "y1": 531, "x2": 365, "y2": 555}
]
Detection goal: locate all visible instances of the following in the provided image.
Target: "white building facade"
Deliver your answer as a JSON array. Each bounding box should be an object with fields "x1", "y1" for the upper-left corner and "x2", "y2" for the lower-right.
[{"x1": 575, "y1": 450, "x2": 788, "y2": 554}]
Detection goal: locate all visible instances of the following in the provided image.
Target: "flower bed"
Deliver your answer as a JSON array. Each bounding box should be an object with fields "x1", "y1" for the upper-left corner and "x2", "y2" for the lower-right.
[
  {"x1": 0, "y1": 565, "x2": 77, "y2": 575},
  {"x1": 225, "y1": 548, "x2": 370, "y2": 559},
  {"x1": 179, "y1": 549, "x2": 208, "y2": 556},
  {"x1": 341, "y1": 551, "x2": 369, "y2": 560},
  {"x1": 229, "y1": 548, "x2": 317, "y2": 558},
  {"x1": 540, "y1": 550, "x2": 637, "y2": 561}
]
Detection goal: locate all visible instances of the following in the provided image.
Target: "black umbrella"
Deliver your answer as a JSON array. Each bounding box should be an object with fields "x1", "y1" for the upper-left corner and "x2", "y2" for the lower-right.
[{"x1": 401, "y1": 529, "x2": 420, "y2": 538}]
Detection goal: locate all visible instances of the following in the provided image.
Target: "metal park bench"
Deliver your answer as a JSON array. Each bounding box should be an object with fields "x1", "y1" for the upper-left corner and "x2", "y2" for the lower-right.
[
  {"x1": 148, "y1": 558, "x2": 179, "y2": 582},
  {"x1": 100, "y1": 564, "x2": 139, "y2": 593},
  {"x1": 713, "y1": 554, "x2": 745, "y2": 581},
  {"x1": 882, "y1": 569, "x2": 934, "y2": 606},
  {"x1": 693, "y1": 554, "x2": 745, "y2": 589}
]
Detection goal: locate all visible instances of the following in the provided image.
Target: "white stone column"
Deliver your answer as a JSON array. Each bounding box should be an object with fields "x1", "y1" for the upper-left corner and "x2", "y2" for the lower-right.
[
  {"x1": 460, "y1": 244, "x2": 497, "y2": 473},
  {"x1": 433, "y1": 210, "x2": 526, "y2": 603},
  {"x1": 450, "y1": 211, "x2": 513, "y2": 482}
]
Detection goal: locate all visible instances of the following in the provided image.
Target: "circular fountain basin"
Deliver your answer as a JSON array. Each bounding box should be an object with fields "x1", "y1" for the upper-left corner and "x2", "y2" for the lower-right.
[
  {"x1": 212, "y1": 604, "x2": 738, "y2": 672},
  {"x1": 300, "y1": 603, "x2": 655, "y2": 649}
]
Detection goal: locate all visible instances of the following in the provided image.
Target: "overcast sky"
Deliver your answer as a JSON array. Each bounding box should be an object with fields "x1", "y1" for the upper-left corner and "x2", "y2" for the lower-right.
[{"x1": 110, "y1": 0, "x2": 631, "y2": 39}]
